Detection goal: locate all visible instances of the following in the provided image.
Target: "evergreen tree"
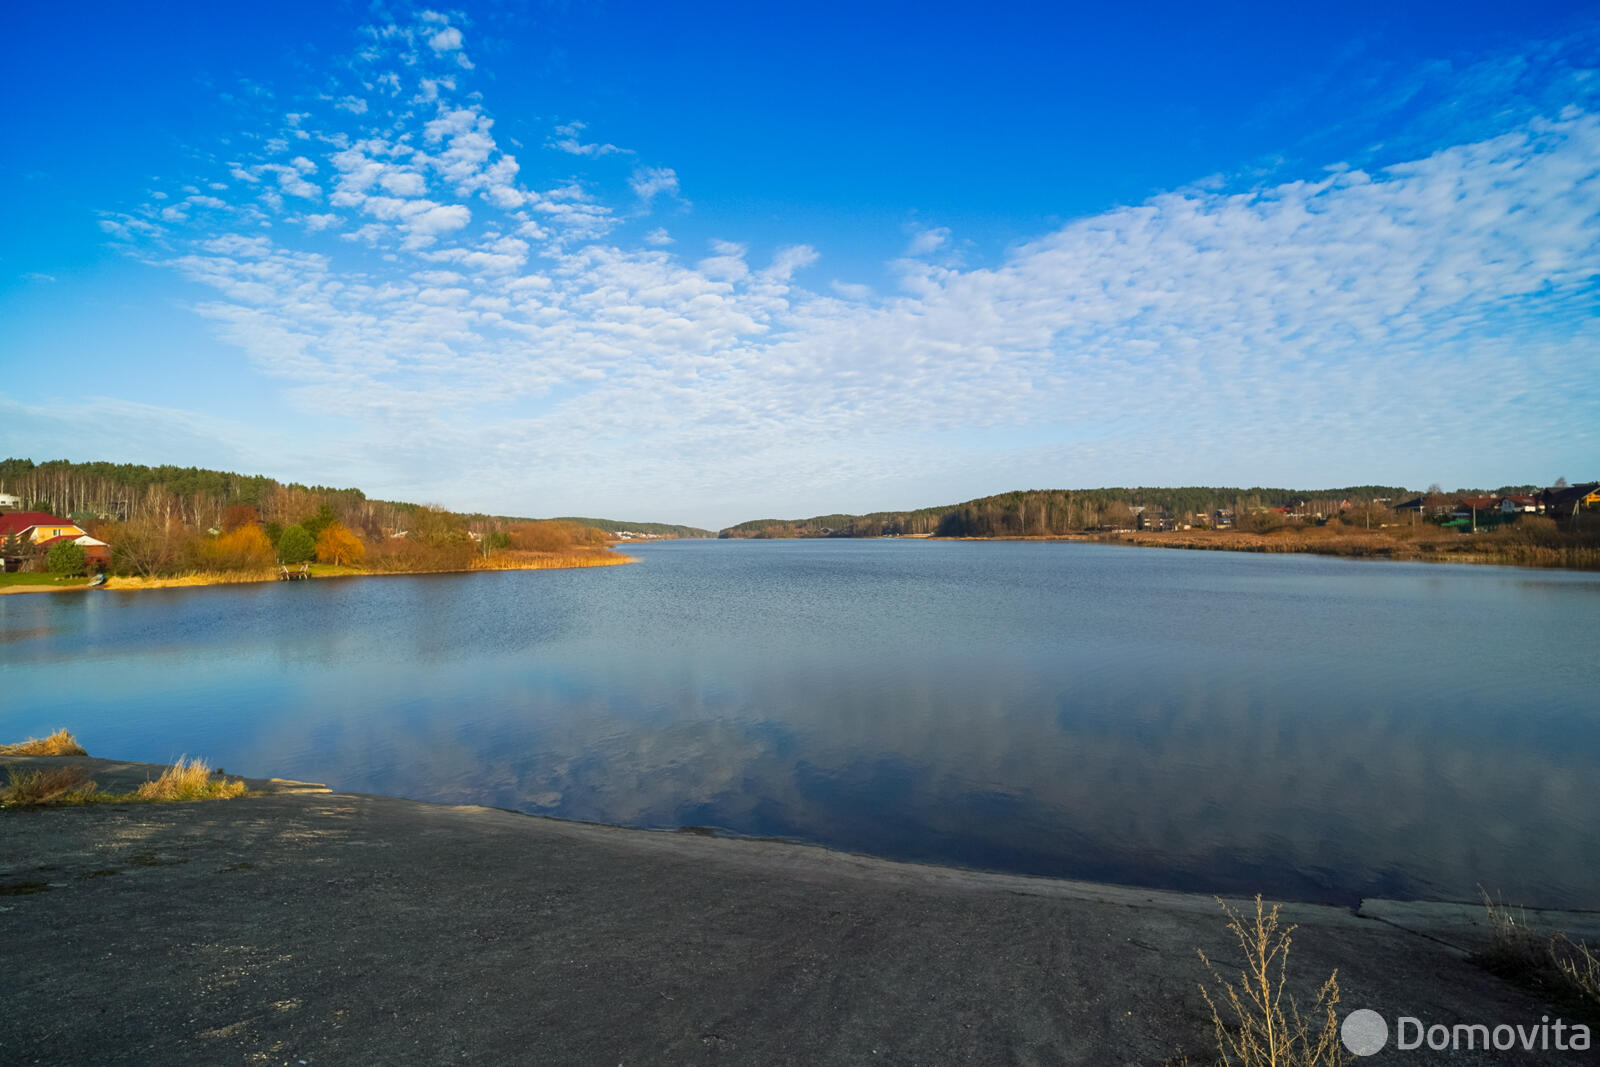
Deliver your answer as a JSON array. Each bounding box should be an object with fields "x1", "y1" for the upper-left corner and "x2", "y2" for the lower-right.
[
  {"x1": 46, "y1": 540, "x2": 87, "y2": 576},
  {"x1": 276, "y1": 524, "x2": 316, "y2": 564}
]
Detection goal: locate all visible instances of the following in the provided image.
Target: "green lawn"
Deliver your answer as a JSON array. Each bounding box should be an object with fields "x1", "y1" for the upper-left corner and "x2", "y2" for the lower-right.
[{"x1": 0, "y1": 572, "x2": 91, "y2": 588}]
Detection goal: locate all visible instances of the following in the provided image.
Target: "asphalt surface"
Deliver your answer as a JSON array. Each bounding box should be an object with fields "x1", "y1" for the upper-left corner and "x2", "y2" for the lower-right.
[{"x1": 2, "y1": 758, "x2": 1593, "y2": 1065}]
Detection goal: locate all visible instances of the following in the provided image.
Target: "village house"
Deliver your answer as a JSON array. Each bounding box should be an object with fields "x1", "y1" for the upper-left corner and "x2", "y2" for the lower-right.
[
  {"x1": 1500, "y1": 494, "x2": 1542, "y2": 514},
  {"x1": 1453, "y1": 495, "x2": 1498, "y2": 517},
  {"x1": 1388, "y1": 483, "x2": 1594, "y2": 531},
  {"x1": 0, "y1": 510, "x2": 88, "y2": 545},
  {"x1": 0, "y1": 511, "x2": 111, "y2": 572},
  {"x1": 1540, "y1": 482, "x2": 1600, "y2": 521}
]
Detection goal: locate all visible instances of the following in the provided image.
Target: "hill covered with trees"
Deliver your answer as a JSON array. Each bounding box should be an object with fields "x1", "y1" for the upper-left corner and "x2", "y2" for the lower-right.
[
  {"x1": 0, "y1": 458, "x2": 697, "y2": 579},
  {"x1": 719, "y1": 486, "x2": 1417, "y2": 539},
  {"x1": 0, "y1": 458, "x2": 702, "y2": 539}
]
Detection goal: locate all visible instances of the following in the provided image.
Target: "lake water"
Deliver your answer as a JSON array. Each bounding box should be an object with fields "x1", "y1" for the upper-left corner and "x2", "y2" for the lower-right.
[{"x1": 3, "y1": 539, "x2": 1597, "y2": 907}]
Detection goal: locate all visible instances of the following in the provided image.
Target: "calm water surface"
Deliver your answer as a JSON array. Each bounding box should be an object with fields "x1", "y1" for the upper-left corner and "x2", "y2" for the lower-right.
[{"x1": 3, "y1": 540, "x2": 1597, "y2": 906}]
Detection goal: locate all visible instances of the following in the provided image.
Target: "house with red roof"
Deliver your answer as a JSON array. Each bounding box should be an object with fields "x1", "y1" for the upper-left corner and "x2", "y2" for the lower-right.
[
  {"x1": 0, "y1": 511, "x2": 110, "y2": 572},
  {"x1": 0, "y1": 511, "x2": 88, "y2": 545}
]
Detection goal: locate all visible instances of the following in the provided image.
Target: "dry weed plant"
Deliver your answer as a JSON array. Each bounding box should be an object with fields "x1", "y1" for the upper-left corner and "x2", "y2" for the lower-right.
[
  {"x1": 0, "y1": 728, "x2": 88, "y2": 756},
  {"x1": 1, "y1": 766, "x2": 100, "y2": 807},
  {"x1": 1481, "y1": 890, "x2": 1600, "y2": 1013},
  {"x1": 1552, "y1": 936, "x2": 1600, "y2": 1008},
  {"x1": 134, "y1": 757, "x2": 247, "y2": 801},
  {"x1": 1196, "y1": 895, "x2": 1348, "y2": 1067}
]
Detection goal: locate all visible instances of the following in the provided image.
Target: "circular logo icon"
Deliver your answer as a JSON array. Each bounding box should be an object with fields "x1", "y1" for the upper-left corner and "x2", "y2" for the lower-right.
[{"x1": 1341, "y1": 1008, "x2": 1389, "y2": 1056}]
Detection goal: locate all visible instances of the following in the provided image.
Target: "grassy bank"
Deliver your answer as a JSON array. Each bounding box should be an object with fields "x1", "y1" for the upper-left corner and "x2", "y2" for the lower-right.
[
  {"x1": 0, "y1": 573, "x2": 92, "y2": 593},
  {"x1": 1, "y1": 757, "x2": 248, "y2": 808},
  {"x1": 1095, "y1": 526, "x2": 1600, "y2": 569},
  {"x1": 0, "y1": 734, "x2": 249, "y2": 808},
  {"x1": 1, "y1": 548, "x2": 633, "y2": 596}
]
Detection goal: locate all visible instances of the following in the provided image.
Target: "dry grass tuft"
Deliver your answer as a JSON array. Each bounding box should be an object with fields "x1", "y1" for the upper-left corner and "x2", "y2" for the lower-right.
[
  {"x1": 134, "y1": 757, "x2": 248, "y2": 802},
  {"x1": 1197, "y1": 895, "x2": 1348, "y2": 1067},
  {"x1": 470, "y1": 548, "x2": 633, "y2": 571},
  {"x1": 1480, "y1": 891, "x2": 1600, "y2": 1016},
  {"x1": 1, "y1": 766, "x2": 99, "y2": 807},
  {"x1": 0, "y1": 728, "x2": 88, "y2": 756},
  {"x1": 1479, "y1": 890, "x2": 1542, "y2": 970},
  {"x1": 1553, "y1": 936, "x2": 1600, "y2": 1008}
]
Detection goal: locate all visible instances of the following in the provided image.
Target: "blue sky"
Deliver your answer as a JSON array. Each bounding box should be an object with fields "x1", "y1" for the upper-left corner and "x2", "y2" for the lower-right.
[{"x1": 2, "y1": 2, "x2": 1597, "y2": 527}]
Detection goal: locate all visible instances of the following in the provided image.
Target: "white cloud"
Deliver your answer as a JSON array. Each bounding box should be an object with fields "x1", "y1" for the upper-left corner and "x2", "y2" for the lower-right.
[
  {"x1": 429, "y1": 26, "x2": 462, "y2": 53},
  {"x1": 630, "y1": 166, "x2": 680, "y2": 204},
  {"x1": 263, "y1": 163, "x2": 320, "y2": 199},
  {"x1": 406, "y1": 203, "x2": 470, "y2": 234},
  {"x1": 905, "y1": 227, "x2": 950, "y2": 256},
  {"x1": 336, "y1": 96, "x2": 369, "y2": 114},
  {"x1": 97, "y1": 15, "x2": 1600, "y2": 524},
  {"x1": 766, "y1": 245, "x2": 819, "y2": 280},
  {"x1": 379, "y1": 170, "x2": 428, "y2": 197},
  {"x1": 549, "y1": 121, "x2": 628, "y2": 157}
]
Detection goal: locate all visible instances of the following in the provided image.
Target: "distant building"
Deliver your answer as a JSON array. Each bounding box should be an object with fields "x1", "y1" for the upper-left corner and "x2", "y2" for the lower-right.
[
  {"x1": 0, "y1": 512, "x2": 106, "y2": 572},
  {"x1": 0, "y1": 492, "x2": 21, "y2": 510},
  {"x1": 0, "y1": 511, "x2": 87, "y2": 544},
  {"x1": 1540, "y1": 483, "x2": 1600, "y2": 520},
  {"x1": 34, "y1": 533, "x2": 111, "y2": 570}
]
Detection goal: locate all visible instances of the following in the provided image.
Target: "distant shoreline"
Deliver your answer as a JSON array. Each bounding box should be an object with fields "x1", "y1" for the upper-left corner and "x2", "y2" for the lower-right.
[
  {"x1": 0, "y1": 550, "x2": 634, "y2": 597},
  {"x1": 1083, "y1": 528, "x2": 1600, "y2": 570},
  {"x1": 755, "y1": 530, "x2": 1600, "y2": 571}
]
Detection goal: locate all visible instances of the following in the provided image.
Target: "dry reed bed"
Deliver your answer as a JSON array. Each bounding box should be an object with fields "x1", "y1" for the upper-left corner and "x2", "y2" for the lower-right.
[
  {"x1": 471, "y1": 550, "x2": 633, "y2": 570},
  {"x1": 104, "y1": 570, "x2": 280, "y2": 591},
  {"x1": 1098, "y1": 530, "x2": 1600, "y2": 569}
]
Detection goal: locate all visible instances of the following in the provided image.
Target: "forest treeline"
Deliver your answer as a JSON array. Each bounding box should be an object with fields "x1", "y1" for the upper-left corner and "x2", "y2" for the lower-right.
[
  {"x1": 0, "y1": 458, "x2": 658, "y2": 577},
  {"x1": 0, "y1": 458, "x2": 707, "y2": 539},
  {"x1": 719, "y1": 486, "x2": 1424, "y2": 539}
]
